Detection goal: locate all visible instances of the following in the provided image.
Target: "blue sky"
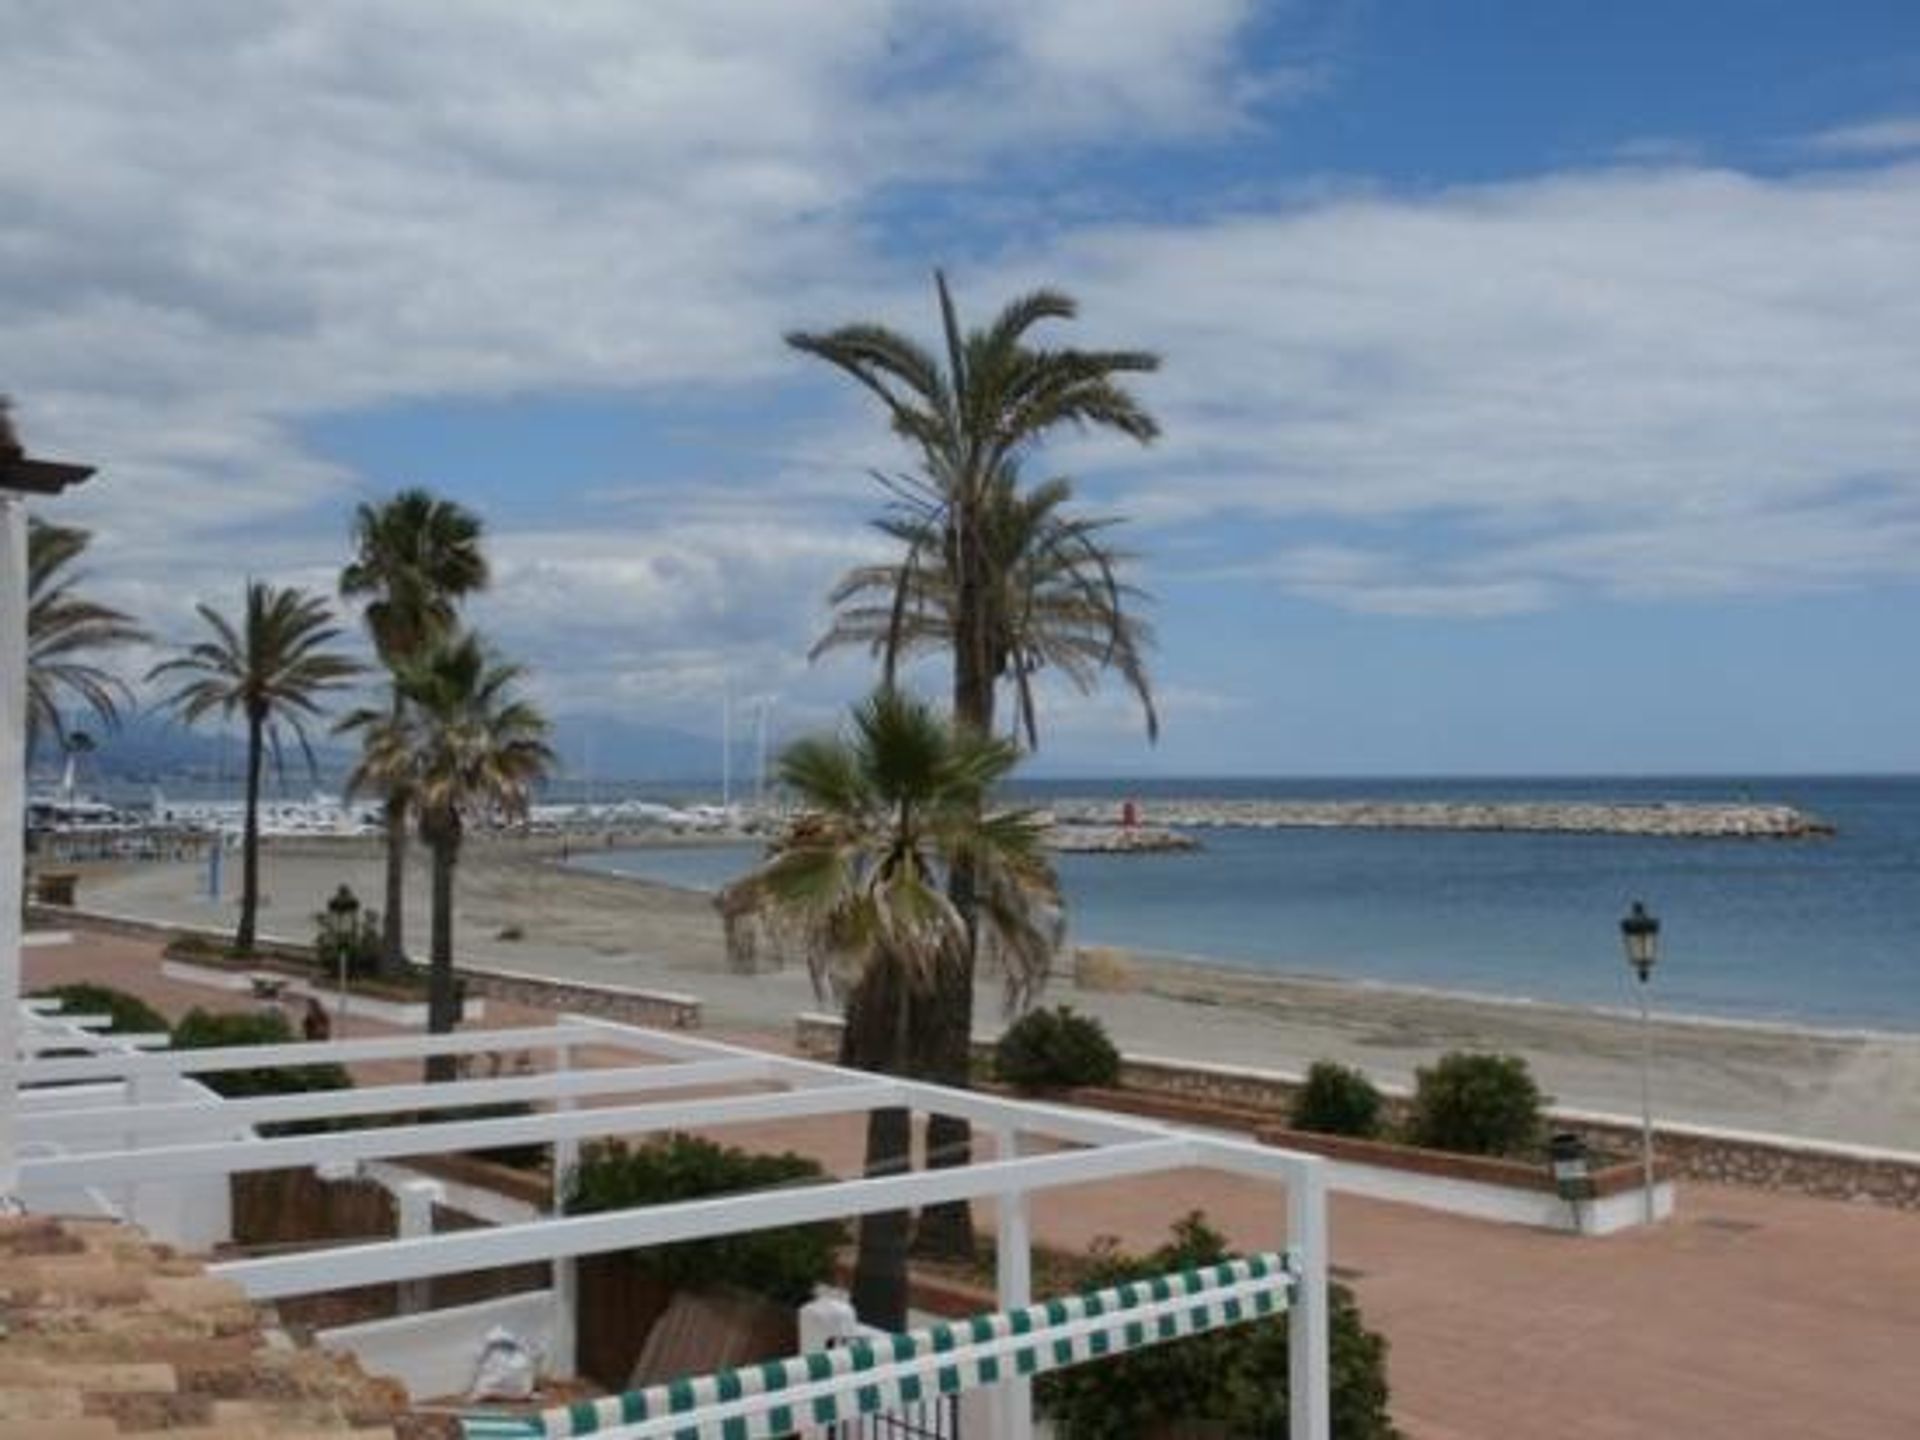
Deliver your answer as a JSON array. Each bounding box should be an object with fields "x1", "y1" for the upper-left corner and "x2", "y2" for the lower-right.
[{"x1": 8, "y1": 2, "x2": 1920, "y2": 776}]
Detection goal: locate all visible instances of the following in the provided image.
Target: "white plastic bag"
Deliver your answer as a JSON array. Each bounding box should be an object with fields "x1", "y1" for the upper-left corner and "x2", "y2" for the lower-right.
[{"x1": 467, "y1": 1324, "x2": 540, "y2": 1401}]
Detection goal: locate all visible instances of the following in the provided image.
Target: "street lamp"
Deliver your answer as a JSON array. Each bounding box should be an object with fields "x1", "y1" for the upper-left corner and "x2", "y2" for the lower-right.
[
  {"x1": 2, "y1": 399, "x2": 96, "y2": 1207},
  {"x1": 326, "y1": 883, "x2": 361, "y2": 1025},
  {"x1": 1619, "y1": 900, "x2": 1661, "y2": 1223}
]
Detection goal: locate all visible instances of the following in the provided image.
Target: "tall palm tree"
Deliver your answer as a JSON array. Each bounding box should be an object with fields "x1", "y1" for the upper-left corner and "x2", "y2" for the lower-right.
[
  {"x1": 340, "y1": 490, "x2": 490, "y2": 976},
  {"x1": 27, "y1": 518, "x2": 149, "y2": 759},
  {"x1": 815, "y1": 468, "x2": 1157, "y2": 750},
  {"x1": 149, "y1": 583, "x2": 361, "y2": 954},
  {"x1": 789, "y1": 273, "x2": 1159, "y2": 1252},
  {"x1": 344, "y1": 632, "x2": 551, "y2": 1073},
  {"x1": 716, "y1": 689, "x2": 1060, "y2": 1328}
]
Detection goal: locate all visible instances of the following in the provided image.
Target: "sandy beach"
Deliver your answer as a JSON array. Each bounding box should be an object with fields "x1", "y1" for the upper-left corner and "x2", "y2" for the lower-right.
[{"x1": 65, "y1": 837, "x2": 1920, "y2": 1152}]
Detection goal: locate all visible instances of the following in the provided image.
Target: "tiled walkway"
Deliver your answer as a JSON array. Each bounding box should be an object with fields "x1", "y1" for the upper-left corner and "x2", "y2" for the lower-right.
[{"x1": 23, "y1": 927, "x2": 1920, "y2": 1439}]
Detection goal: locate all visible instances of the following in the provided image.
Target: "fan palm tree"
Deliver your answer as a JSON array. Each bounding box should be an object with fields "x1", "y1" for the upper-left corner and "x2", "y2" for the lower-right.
[
  {"x1": 344, "y1": 632, "x2": 551, "y2": 1072},
  {"x1": 789, "y1": 272, "x2": 1159, "y2": 1252},
  {"x1": 149, "y1": 583, "x2": 361, "y2": 954},
  {"x1": 26, "y1": 518, "x2": 150, "y2": 758},
  {"x1": 716, "y1": 689, "x2": 1060, "y2": 1328},
  {"x1": 340, "y1": 490, "x2": 490, "y2": 976},
  {"x1": 815, "y1": 468, "x2": 1157, "y2": 750}
]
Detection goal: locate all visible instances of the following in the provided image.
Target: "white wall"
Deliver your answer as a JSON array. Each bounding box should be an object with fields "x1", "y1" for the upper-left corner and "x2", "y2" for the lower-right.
[
  {"x1": 18, "y1": 1076, "x2": 240, "y2": 1250},
  {"x1": 1324, "y1": 1154, "x2": 1674, "y2": 1234},
  {"x1": 318, "y1": 1289, "x2": 562, "y2": 1401}
]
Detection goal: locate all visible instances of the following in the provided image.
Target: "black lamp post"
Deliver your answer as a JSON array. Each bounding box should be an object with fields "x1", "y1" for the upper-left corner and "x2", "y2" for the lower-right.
[
  {"x1": 326, "y1": 883, "x2": 361, "y2": 1023},
  {"x1": 1619, "y1": 900, "x2": 1661, "y2": 1222}
]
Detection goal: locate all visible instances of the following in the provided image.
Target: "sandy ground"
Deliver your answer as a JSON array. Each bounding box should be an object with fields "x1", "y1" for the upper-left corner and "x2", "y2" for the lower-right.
[{"x1": 70, "y1": 838, "x2": 1920, "y2": 1151}]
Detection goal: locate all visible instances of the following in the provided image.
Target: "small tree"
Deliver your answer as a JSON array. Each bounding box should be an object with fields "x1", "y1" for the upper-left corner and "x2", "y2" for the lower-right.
[
  {"x1": 565, "y1": 1135, "x2": 843, "y2": 1306},
  {"x1": 1406, "y1": 1052, "x2": 1545, "y2": 1158},
  {"x1": 1291, "y1": 1061, "x2": 1386, "y2": 1139},
  {"x1": 994, "y1": 1006, "x2": 1121, "y2": 1091},
  {"x1": 171, "y1": 1008, "x2": 353, "y2": 1134},
  {"x1": 1039, "y1": 1212, "x2": 1401, "y2": 1439}
]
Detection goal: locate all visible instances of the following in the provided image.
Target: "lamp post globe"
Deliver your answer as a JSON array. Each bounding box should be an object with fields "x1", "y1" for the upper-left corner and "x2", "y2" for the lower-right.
[{"x1": 1620, "y1": 900, "x2": 1660, "y2": 983}]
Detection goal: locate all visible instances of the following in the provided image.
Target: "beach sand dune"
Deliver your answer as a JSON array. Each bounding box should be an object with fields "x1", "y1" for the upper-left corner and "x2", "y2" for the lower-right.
[{"x1": 71, "y1": 838, "x2": 1920, "y2": 1152}]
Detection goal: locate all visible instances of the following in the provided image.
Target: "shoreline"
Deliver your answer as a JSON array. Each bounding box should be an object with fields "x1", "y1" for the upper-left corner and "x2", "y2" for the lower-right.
[
  {"x1": 60, "y1": 840, "x2": 1920, "y2": 1150},
  {"x1": 565, "y1": 848, "x2": 1920, "y2": 1042}
]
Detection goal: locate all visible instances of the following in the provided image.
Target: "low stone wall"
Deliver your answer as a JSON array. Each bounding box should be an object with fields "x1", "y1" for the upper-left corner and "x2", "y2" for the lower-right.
[
  {"x1": 43, "y1": 906, "x2": 703, "y2": 1031},
  {"x1": 460, "y1": 962, "x2": 702, "y2": 1031},
  {"x1": 794, "y1": 1012, "x2": 1920, "y2": 1212}
]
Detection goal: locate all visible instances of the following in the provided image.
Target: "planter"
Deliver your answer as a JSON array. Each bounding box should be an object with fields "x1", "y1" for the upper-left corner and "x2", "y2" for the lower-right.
[
  {"x1": 975, "y1": 1080, "x2": 1673, "y2": 1235},
  {"x1": 1251, "y1": 1124, "x2": 1673, "y2": 1234},
  {"x1": 160, "y1": 957, "x2": 485, "y2": 1027}
]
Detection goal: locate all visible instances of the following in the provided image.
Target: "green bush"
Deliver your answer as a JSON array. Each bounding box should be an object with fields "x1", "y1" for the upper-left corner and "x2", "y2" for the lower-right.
[
  {"x1": 565, "y1": 1134, "x2": 843, "y2": 1306},
  {"x1": 994, "y1": 1006, "x2": 1122, "y2": 1092},
  {"x1": 313, "y1": 892, "x2": 384, "y2": 981},
  {"x1": 170, "y1": 1008, "x2": 354, "y2": 1133},
  {"x1": 1039, "y1": 1212, "x2": 1400, "y2": 1439},
  {"x1": 29, "y1": 983, "x2": 169, "y2": 1036},
  {"x1": 1291, "y1": 1061, "x2": 1385, "y2": 1139},
  {"x1": 1405, "y1": 1051, "x2": 1544, "y2": 1158}
]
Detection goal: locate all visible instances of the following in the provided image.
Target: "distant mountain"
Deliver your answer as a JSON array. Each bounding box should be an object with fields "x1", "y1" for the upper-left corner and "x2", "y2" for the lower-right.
[
  {"x1": 28, "y1": 712, "x2": 354, "y2": 788},
  {"x1": 548, "y1": 713, "x2": 763, "y2": 785}
]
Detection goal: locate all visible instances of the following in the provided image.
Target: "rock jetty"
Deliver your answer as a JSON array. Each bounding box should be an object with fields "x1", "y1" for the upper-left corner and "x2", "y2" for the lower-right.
[
  {"x1": 1048, "y1": 799, "x2": 1834, "y2": 840},
  {"x1": 1046, "y1": 823, "x2": 1200, "y2": 854}
]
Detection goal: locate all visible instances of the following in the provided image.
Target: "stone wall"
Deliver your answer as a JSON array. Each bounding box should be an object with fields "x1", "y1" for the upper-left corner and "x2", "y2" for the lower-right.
[
  {"x1": 458, "y1": 962, "x2": 702, "y2": 1031},
  {"x1": 793, "y1": 1012, "x2": 1920, "y2": 1212}
]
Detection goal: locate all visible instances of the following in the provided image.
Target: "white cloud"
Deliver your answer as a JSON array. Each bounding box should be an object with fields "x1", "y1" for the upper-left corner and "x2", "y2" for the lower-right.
[
  {"x1": 1805, "y1": 115, "x2": 1920, "y2": 156},
  {"x1": 1005, "y1": 161, "x2": 1920, "y2": 611}
]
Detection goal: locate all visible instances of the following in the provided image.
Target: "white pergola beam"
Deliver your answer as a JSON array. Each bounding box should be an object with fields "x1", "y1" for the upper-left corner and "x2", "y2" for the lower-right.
[
  {"x1": 22, "y1": 1079, "x2": 903, "y2": 1188},
  {"x1": 21, "y1": 1021, "x2": 606, "y2": 1085},
  {"x1": 213, "y1": 1136, "x2": 1196, "y2": 1299},
  {"x1": 18, "y1": 1056, "x2": 775, "y2": 1141}
]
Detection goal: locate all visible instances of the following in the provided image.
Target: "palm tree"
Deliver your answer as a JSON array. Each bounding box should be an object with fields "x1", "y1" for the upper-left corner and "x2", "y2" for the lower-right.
[
  {"x1": 815, "y1": 468, "x2": 1157, "y2": 750},
  {"x1": 345, "y1": 632, "x2": 551, "y2": 1072},
  {"x1": 149, "y1": 583, "x2": 361, "y2": 954},
  {"x1": 789, "y1": 273, "x2": 1159, "y2": 1252},
  {"x1": 716, "y1": 689, "x2": 1061, "y2": 1328},
  {"x1": 27, "y1": 518, "x2": 149, "y2": 759},
  {"x1": 340, "y1": 490, "x2": 490, "y2": 976}
]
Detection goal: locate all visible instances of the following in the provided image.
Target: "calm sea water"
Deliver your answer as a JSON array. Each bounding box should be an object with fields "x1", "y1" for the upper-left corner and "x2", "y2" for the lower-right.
[{"x1": 570, "y1": 776, "x2": 1920, "y2": 1032}]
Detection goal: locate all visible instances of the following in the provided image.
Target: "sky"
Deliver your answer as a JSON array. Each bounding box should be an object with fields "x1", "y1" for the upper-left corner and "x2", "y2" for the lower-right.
[{"x1": 7, "y1": 0, "x2": 1920, "y2": 778}]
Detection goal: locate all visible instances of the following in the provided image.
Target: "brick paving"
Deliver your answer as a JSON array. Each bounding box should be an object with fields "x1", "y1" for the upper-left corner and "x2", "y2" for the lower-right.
[{"x1": 21, "y1": 925, "x2": 1920, "y2": 1438}]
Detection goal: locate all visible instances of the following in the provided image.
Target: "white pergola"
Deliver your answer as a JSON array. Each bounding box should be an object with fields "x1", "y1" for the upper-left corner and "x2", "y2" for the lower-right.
[{"x1": 12, "y1": 1010, "x2": 1332, "y2": 1439}]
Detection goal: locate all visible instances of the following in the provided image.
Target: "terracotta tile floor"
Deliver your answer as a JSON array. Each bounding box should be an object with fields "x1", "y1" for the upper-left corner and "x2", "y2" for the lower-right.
[{"x1": 23, "y1": 926, "x2": 1920, "y2": 1439}]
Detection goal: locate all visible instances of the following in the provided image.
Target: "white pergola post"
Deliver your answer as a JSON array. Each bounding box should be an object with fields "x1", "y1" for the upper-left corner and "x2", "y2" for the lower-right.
[
  {"x1": 551, "y1": 1040, "x2": 580, "y2": 1377},
  {"x1": 0, "y1": 493, "x2": 27, "y2": 1206},
  {"x1": 1287, "y1": 1155, "x2": 1331, "y2": 1440},
  {"x1": 993, "y1": 1123, "x2": 1033, "y2": 1440}
]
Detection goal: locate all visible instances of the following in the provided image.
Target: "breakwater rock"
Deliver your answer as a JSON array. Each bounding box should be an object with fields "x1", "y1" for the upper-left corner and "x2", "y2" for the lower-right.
[
  {"x1": 1046, "y1": 823, "x2": 1201, "y2": 854},
  {"x1": 1048, "y1": 799, "x2": 1835, "y2": 839}
]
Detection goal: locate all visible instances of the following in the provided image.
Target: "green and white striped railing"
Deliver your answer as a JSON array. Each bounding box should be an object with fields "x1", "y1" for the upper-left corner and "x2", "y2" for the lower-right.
[{"x1": 460, "y1": 1250, "x2": 1296, "y2": 1440}]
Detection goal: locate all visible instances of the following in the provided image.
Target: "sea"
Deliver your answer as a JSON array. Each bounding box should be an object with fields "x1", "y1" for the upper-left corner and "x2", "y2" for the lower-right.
[{"x1": 568, "y1": 775, "x2": 1920, "y2": 1034}]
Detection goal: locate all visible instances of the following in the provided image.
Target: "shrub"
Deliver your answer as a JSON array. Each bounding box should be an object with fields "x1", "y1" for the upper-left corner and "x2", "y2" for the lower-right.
[
  {"x1": 313, "y1": 894, "x2": 384, "y2": 981},
  {"x1": 565, "y1": 1134, "x2": 843, "y2": 1306},
  {"x1": 994, "y1": 1006, "x2": 1121, "y2": 1092},
  {"x1": 1291, "y1": 1060, "x2": 1385, "y2": 1139},
  {"x1": 1039, "y1": 1212, "x2": 1400, "y2": 1439},
  {"x1": 1405, "y1": 1051, "x2": 1544, "y2": 1158},
  {"x1": 29, "y1": 983, "x2": 169, "y2": 1036},
  {"x1": 170, "y1": 1008, "x2": 354, "y2": 1133}
]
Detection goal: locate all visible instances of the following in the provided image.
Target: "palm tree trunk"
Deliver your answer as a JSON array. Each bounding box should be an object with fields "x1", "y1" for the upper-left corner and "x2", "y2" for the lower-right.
[
  {"x1": 425, "y1": 827, "x2": 460, "y2": 1082},
  {"x1": 381, "y1": 798, "x2": 409, "y2": 975},
  {"x1": 914, "y1": 562, "x2": 992, "y2": 1261},
  {"x1": 236, "y1": 709, "x2": 264, "y2": 954},
  {"x1": 844, "y1": 956, "x2": 913, "y2": 1331},
  {"x1": 379, "y1": 688, "x2": 409, "y2": 976}
]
